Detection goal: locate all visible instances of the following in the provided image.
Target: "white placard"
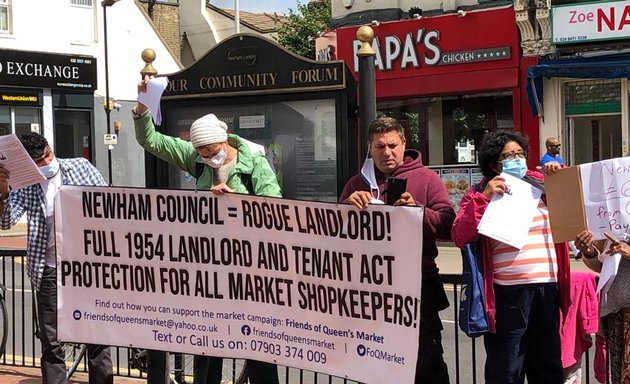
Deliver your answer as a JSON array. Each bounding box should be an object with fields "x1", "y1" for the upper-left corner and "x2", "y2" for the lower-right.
[
  {"x1": 552, "y1": 2, "x2": 630, "y2": 44},
  {"x1": 580, "y1": 157, "x2": 630, "y2": 240},
  {"x1": 55, "y1": 186, "x2": 424, "y2": 384},
  {"x1": 103, "y1": 133, "x2": 117, "y2": 145},
  {"x1": 477, "y1": 173, "x2": 543, "y2": 249}
]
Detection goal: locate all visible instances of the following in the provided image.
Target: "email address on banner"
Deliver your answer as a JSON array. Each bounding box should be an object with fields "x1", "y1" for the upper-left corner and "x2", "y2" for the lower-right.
[
  {"x1": 80, "y1": 311, "x2": 214, "y2": 332},
  {"x1": 252, "y1": 327, "x2": 337, "y2": 351}
]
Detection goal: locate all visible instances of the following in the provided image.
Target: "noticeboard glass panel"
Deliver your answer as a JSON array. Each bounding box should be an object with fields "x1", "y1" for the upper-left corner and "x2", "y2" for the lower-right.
[{"x1": 164, "y1": 99, "x2": 338, "y2": 202}]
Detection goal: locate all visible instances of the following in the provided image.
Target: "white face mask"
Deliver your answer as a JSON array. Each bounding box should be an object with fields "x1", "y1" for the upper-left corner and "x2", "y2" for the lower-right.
[
  {"x1": 39, "y1": 157, "x2": 60, "y2": 179},
  {"x1": 202, "y1": 148, "x2": 227, "y2": 169},
  {"x1": 360, "y1": 145, "x2": 383, "y2": 204}
]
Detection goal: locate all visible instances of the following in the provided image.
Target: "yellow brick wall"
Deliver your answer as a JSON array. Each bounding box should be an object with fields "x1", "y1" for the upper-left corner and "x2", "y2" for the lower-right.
[{"x1": 140, "y1": 2, "x2": 181, "y2": 61}]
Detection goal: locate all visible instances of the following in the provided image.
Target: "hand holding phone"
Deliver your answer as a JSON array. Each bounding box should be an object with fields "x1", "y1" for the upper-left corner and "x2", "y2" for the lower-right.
[{"x1": 386, "y1": 177, "x2": 407, "y2": 205}]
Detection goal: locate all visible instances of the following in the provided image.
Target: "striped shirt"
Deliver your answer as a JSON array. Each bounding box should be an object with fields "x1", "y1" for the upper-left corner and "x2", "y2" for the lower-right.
[
  {"x1": 490, "y1": 200, "x2": 558, "y2": 285},
  {"x1": 0, "y1": 158, "x2": 106, "y2": 290}
]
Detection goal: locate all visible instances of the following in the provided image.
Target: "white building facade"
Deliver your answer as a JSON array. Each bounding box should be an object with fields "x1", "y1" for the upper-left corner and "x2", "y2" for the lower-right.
[{"x1": 0, "y1": 0, "x2": 181, "y2": 186}]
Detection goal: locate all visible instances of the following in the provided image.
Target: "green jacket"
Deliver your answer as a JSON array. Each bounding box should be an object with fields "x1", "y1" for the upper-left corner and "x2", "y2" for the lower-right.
[{"x1": 134, "y1": 111, "x2": 281, "y2": 197}]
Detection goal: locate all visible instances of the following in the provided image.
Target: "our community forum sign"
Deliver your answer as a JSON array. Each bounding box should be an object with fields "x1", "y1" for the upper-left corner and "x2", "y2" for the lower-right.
[{"x1": 55, "y1": 186, "x2": 424, "y2": 383}]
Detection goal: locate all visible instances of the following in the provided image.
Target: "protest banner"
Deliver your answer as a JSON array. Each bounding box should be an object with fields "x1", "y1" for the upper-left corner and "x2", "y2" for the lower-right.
[
  {"x1": 55, "y1": 186, "x2": 424, "y2": 383},
  {"x1": 546, "y1": 156, "x2": 630, "y2": 241}
]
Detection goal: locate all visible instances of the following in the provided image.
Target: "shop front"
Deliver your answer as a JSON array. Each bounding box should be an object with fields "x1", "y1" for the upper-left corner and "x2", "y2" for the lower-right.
[
  {"x1": 528, "y1": 0, "x2": 630, "y2": 166},
  {"x1": 333, "y1": 5, "x2": 535, "y2": 210},
  {"x1": 0, "y1": 49, "x2": 97, "y2": 160}
]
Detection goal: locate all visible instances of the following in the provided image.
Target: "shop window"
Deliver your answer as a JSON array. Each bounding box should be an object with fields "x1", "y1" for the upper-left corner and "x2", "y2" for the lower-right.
[
  {"x1": 0, "y1": 106, "x2": 9, "y2": 135},
  {"x1": 377, "y1": 92, "x2": 512, "y2": 166},
  {"x1": 0, "y1": 106, "x2": 42, "y2": 137},
  {"x1": 0, "y1": 0, "x2": 10, "y2": 33},
  {"x1": 564, "y1": 79, "x2": 621, "y2": 115},
  {"x1": 14, "y1": 107, "x2": 42, "y2": 138}
]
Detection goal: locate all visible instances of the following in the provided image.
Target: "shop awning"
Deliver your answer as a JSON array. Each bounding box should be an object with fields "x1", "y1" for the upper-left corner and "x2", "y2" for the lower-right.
[{"x1": 526, "y1": 55, "x2": 630, "y2": 117}]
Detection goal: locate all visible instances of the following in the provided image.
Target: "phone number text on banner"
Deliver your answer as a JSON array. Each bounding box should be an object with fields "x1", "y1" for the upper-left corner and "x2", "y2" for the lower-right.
[{"x1": 55, "y1": 186, "x2": 424, "y2": 383}]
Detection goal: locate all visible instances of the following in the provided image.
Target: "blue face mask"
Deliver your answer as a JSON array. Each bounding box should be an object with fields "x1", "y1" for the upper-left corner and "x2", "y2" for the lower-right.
[{"x1": 501, "y1": 158, "x2": 527, "y2": 179}]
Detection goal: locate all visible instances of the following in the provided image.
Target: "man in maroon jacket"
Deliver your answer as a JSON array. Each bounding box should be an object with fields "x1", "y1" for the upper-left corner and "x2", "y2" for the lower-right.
[{"x1": 340, "y1": 117, "x2": 455, "y2": 384}]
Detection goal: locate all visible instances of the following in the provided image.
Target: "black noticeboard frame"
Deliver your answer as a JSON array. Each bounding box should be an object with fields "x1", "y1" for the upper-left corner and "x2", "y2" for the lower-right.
[{"x1": 146, "y1": 34, "x2": 358, "y2": 201}]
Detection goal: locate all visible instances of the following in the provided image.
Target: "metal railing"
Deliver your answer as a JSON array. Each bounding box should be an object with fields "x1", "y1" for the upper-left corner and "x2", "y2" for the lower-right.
[{"x1": 0, "y1": 251, "x2": 597, "y2": 383}]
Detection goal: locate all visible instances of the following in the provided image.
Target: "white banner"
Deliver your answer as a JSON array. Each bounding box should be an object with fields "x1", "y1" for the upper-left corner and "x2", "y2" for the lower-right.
[
  {"x1": 580, "y1": 157, "x2": 630, "y2": 240},
  {"x1": 55, "y1": 186, "x2": 424, "y2": 383},
  {"x1": 552, "y1": 2, "x2": 630, "y2": 44}
]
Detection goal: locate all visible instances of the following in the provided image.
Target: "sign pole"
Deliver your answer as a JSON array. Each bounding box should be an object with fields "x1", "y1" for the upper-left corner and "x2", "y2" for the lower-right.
[{"x1": 356, "y1": 25, "x2": 377, "y2": 158}]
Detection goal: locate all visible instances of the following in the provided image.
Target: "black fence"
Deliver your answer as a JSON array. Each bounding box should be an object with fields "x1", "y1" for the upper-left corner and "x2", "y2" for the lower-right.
[{"x1": 0, "y1": 250, "x2": 597, "y2": 383}]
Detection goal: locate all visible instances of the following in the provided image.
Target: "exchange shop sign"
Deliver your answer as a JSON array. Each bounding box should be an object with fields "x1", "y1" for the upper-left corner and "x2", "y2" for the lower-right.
[
  {"x1": 56, "y1": 186, "x2": 424, "y2": 383},
  {"x1": 0, "y1": 49, "x2": 96, "y2": 91}
]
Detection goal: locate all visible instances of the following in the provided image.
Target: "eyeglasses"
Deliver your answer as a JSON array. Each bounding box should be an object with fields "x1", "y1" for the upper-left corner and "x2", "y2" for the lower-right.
[
  {"x1": 549, "y1": 144, "x2": 561, "y2": 148},
  {"x1": 499, "y1": 150, "x2": 527, "y2": 161}
]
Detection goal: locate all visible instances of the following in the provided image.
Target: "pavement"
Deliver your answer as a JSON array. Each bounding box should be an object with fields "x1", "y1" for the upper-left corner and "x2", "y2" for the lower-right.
[
  {"x1": 0, "y1": 222, "x2": 147, "y2": 383},
  {"x1": 0, "y1": 224, "x2": 591, "y2": 383},
  {"x1": 0, "y1": 364, "x2": 146, "y2": 383}
]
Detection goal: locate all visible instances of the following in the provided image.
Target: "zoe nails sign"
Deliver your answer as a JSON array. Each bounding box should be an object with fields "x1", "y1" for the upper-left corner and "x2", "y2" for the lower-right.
[{"x1": 552, "y1": 1, "x2": 630, "y2": 44}]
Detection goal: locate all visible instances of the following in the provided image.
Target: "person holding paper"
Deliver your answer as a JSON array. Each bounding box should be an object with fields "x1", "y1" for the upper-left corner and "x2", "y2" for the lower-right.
[
  {"x1": 133, "y1": 76, "x2": 281, "y2": 384},
  {"x1": 575, "y1": 230, "x2": 630, "y2": 384},
  {"x1": 452, "y1": 130, "x2": 569, "y2": 384},
  {"x1": 340, "y1": 117, "x2": 455, "y2": 384},
  {"x1": 0, "y1": 133, "x2": 113, "y2": 384}
]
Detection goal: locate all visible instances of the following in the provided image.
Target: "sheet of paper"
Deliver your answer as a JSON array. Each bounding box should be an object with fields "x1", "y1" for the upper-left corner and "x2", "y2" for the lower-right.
[
  {"x1": 597, "y1": 252, "x2": 621, "y2": 296},
  {"x1": 477, "y1": 173, "x2": 543, "y2": 249},
  {"x1": 0, "y1": 134, "x2": 45, "y2": 190},
  {"x1": 137, "y1": 76, "x2": 168, "y2": 125},
  {"x1": 579, "y1": 157, "x2": 630, "y2": 240}
]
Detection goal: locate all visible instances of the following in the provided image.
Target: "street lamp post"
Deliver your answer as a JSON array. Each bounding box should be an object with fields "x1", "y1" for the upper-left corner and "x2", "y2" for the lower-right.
[{"x1": 102, "y1": 0, "x2": 119, "y2": 186}]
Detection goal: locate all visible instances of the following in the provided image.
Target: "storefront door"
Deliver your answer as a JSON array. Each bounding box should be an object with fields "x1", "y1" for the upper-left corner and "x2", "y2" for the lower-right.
[
  {"x1": 567, "y1": 114, "x2": 622, "y2": 165},
  {"x1": 53, "y1": 109, "x2": 92, "y2": 161}
]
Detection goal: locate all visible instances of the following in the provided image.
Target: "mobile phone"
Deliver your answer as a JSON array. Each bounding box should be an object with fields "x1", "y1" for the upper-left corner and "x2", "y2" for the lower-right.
[{"x1": 386, "y1": 177, "x2": 407, "y2": 205}]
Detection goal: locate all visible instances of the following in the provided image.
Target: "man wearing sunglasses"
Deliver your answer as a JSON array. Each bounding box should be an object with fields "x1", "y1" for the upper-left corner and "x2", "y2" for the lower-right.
[{"x1": 539, "y1": 137, "x2": 564, "y2": 167}]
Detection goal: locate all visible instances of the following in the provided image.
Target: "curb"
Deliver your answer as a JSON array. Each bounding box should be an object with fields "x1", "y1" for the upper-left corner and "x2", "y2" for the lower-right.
[
  {"x1": 0, "y1": 232, "x2": 27, "y2": 237},
  {"x1": 0, "y1": 223, "x2": 27, "y2": 237}
]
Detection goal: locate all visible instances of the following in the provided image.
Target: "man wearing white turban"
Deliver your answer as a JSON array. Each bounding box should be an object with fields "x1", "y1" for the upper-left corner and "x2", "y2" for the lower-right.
[{"x1": 133, "y1": 77, "x2": 281, "y2": 384}]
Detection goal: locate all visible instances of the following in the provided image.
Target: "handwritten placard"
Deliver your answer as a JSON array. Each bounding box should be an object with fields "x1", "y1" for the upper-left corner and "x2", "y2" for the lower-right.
[{"x1": 580, "y1": 157, "x2": 630, "y2": 240}]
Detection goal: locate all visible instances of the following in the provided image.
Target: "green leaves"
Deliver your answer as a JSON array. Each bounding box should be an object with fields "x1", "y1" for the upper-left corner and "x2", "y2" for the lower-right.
[{"x1": 274, "y1": 0, "x2": 332, "y2": 59}]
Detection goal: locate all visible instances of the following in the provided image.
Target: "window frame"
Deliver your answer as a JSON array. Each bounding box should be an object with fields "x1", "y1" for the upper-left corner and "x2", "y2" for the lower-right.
[{"x1": 0, "y1": 0, "x2": 11, "y2": 34}]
